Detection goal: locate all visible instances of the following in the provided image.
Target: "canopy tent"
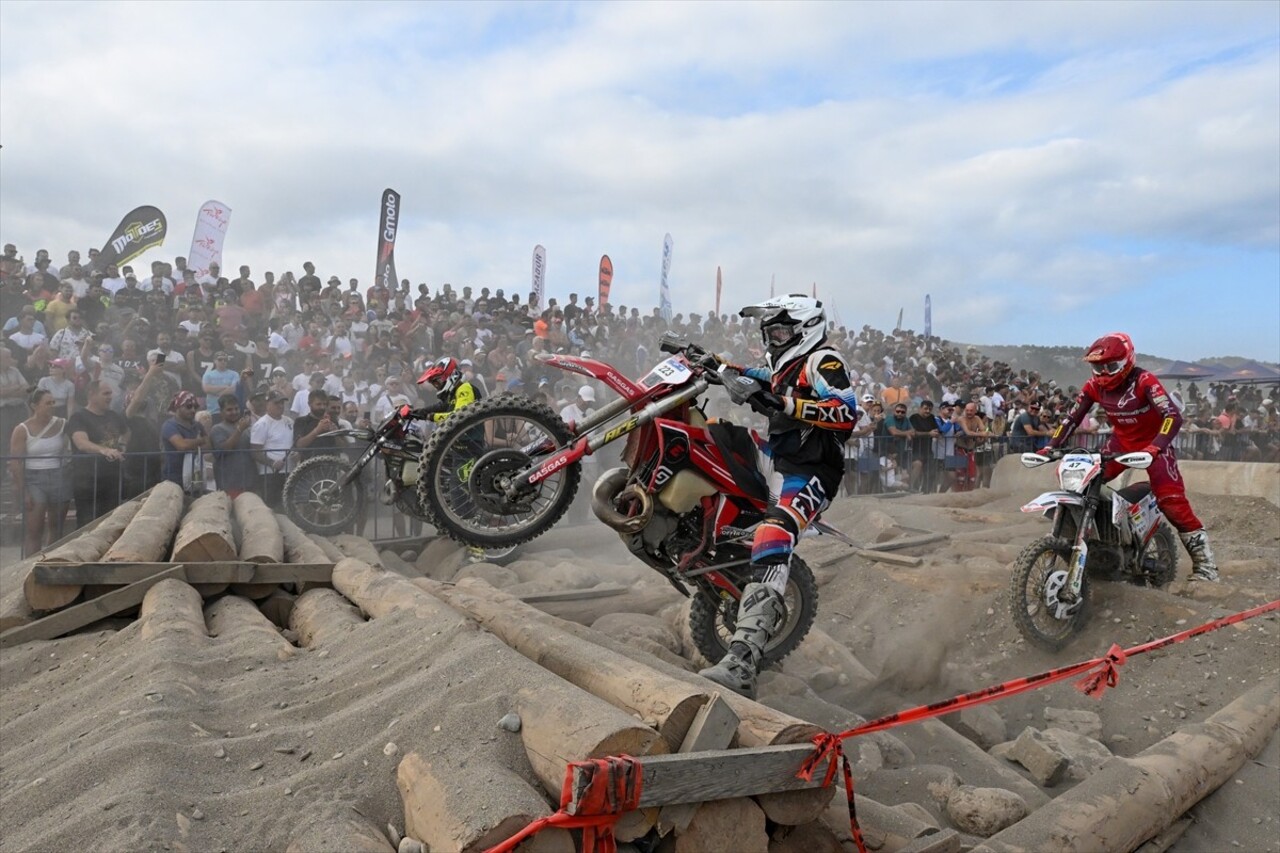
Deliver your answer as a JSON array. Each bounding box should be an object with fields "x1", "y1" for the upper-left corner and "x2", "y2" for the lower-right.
[
  {"x1": 1154, "y1": 360, "x2": 1225, "y2": 380},
  {"x1": 1210, "y1": 360, "x2": 1280, "y2": 384}
]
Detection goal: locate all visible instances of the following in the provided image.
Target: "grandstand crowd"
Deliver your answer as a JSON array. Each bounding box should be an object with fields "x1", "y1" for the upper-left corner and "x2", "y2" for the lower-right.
[{"x1": 2, "y1": 242, "x2": 1277, "y2": 553}]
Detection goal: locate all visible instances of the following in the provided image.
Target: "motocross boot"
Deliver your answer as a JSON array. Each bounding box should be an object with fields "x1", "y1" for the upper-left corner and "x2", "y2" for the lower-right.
[
  {"x1": 1180, "y1": 529, "x2": 1220, "y2": 582},
  {"x1": 698, "y1": 583, "x2": 787, "y2": 700},
  {"x1": 466, "y1": 546, "x2": 486, "y2": 564}
]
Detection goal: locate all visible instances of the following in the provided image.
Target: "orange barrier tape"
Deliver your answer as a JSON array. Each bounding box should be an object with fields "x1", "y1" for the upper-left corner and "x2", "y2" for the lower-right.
[
  {"x1": 799, "y1": 598, "x2": 1280, "y2": 852},
  {"x1": 485, "y1": 755, "x2": 643, "y2": 853}
]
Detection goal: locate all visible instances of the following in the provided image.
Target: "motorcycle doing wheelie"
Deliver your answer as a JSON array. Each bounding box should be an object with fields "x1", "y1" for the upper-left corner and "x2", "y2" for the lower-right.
[
  {"x1": 1009, "y1": 447, "x2": 1179, "y2": 651},
  {"x1": 416, "y1": 333, "x2": 852, "y2": 666}
]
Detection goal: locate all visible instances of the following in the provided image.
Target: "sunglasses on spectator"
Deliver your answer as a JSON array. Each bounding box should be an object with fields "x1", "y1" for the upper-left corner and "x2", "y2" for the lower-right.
[{"x1": 180, "y1": 403, "x2": 198, "y2": 409}]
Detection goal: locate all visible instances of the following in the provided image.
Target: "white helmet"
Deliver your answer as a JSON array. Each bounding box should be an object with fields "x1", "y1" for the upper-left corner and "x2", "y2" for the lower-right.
[{"x1": 740, "y1": 294, "x2": 827, "y2": 369}]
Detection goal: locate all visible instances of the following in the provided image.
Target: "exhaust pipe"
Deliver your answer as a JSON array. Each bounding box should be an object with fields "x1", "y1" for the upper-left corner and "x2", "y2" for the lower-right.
[{"x1": 591, "y1": 467, "x2": 653, "y2": 534}]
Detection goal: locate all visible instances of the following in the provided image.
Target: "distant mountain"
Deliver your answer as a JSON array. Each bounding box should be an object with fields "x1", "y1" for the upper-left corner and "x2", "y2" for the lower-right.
[{"x1": 952, "y1": 343, "x2": 1277, "y2": 389}]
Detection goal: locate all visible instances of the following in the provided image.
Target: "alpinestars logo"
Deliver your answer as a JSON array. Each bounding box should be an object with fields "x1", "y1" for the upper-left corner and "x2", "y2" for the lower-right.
[{"x1": 111, "y1": 218, "x2": 163, "y2": 254}]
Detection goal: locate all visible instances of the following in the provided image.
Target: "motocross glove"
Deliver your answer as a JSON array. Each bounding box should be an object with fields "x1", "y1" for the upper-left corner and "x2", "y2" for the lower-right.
[
  {"x1": 1140, "y1": 444, "x2": 1162, "y2": 457},
  {"x1": 721, "y1": 368, "x2": 763, "y2": 406},
  {"x1": 747, "y1": 392, "x2": 785, "y2": 416}
]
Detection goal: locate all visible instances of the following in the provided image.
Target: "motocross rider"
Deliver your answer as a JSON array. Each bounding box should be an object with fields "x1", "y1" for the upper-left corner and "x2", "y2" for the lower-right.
[
  {"x1": 699, "y1": 295, "x2": 858, "y2": 697},
  {"x1": 415, "y1": 356, "x2": 485, "y2": 562},
  {"x1": 1041, "y1": 332, "x2": 1219, "y2": 582}
]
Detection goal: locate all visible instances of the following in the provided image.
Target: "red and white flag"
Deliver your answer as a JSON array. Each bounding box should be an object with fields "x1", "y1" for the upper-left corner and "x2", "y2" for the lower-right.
[{"x1": 188, "y1": 200, "x2": 230, "y2": 280}]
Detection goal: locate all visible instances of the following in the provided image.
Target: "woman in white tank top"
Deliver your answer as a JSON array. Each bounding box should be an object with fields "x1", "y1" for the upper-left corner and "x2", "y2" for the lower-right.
[{"x1": 7, "y1": 389, "x2": 71, "y2": 554}]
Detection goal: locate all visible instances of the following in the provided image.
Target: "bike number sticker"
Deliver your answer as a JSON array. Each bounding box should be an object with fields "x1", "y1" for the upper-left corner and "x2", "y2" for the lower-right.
[{"x1": 641, "y1": 357, "x2": 691, "y2": 389}]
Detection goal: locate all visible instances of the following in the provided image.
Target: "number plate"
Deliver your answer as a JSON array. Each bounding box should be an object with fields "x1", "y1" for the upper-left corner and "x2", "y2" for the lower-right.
[{"x1": 640, "y1": 357, "x2": 692, "y2": 389}]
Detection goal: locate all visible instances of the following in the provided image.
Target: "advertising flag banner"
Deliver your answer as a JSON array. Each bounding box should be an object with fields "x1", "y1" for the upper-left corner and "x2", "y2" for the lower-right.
[
  {"x1": 94, "y1": 205, "x2": 168, "y2": 272},
  {"x1": 715, "y1": 266, "x2": 722, "y2": 318},
  {"x1": 187, "y1": 200, "x2": 230, "y2": 281},
  {"x1": 896, "y1": 307, "x2": 904, "y2": 331},
  {"x1": 659, "y1": 233, "x2": 674, "y2": 322},
  {"x1": 770, "y1": 273, "x2": 775, "y2": 298},
  {"x1": 532, "y1": 244, "x2": 547, "y2": 310},
  {"x1": 598, "y1": 254, "x2": 613, "y2": 307},
  {"x1": 924, "y1": 294, "x2": 932, "y2": 339},
  {"x1": 812, "y1": 282, "x2": 817, "y2": 298},
  {"x1": 376, "y1": 188, "x2": 401, "y2": 292}
]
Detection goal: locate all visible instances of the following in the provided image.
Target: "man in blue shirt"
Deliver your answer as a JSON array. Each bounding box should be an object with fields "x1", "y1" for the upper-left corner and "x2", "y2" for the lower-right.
[
  {"x1": 161, "y1": 391, "x2": 210, "y2": 490},
  {"x1": 201, "y1": 351, "x2": 241, "y2": 413}
]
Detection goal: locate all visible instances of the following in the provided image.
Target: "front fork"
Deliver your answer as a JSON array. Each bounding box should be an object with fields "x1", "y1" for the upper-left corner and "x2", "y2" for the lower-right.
[{"x1": 1059, "y1": 497, "x2": 1098, "y2": 602}]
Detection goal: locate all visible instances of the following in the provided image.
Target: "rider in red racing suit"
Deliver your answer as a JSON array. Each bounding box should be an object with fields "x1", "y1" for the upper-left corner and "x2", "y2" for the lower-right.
[{"x1": 1043, "y1": 332, "x2": 1219, "y2": 582}]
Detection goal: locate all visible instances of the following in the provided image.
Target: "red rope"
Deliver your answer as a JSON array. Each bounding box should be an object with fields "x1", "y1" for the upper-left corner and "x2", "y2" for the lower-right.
[{"x1": 797, "y1": 598, "x2": 1280, "y2": 851}]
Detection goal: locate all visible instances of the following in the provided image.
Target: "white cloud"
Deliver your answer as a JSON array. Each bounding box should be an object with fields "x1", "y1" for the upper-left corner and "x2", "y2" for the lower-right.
[{"x1": 1, "y1": 0, "x2": 1276, "y2": 361}]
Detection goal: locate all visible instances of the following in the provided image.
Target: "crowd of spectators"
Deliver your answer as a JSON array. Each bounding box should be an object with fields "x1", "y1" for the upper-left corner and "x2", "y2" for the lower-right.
[{"x1": 2, "y1": 241, "x2": 1277, "y2": 554}]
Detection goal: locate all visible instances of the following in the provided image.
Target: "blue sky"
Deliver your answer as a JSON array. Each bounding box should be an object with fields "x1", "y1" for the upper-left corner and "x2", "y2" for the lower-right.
[{"x1": 1, "y1": 0, "x2": 1276, "y2": 362}]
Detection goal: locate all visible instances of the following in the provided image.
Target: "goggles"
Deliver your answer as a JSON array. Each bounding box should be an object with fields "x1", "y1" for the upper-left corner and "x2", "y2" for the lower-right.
[
  {"x1": 764, "y1": 322, "x2": 797, "y2": 346},
  {"x1": 1090, "y1": 359, "x2": 1127, "y2": 376}
]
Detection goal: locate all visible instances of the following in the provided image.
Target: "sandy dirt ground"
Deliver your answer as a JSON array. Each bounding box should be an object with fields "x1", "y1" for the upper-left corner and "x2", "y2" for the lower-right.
[{"x1": 0, "y1": 482, "x2": 1276, "y2": 852}]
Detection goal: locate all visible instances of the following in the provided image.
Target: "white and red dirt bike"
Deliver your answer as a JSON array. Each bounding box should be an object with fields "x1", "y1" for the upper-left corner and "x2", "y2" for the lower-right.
[
  {"x1": 416, "y1": 334, "x2": 851, "y2": 665},
  {"x1": 1010, "y1": 448, "x2": 1179, "y2": 650}
]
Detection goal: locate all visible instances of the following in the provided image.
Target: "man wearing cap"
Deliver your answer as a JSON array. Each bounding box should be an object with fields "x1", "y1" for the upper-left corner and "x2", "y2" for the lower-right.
[
  {"x1": 161, "y1": 391, "x2": 211, "y2": 490},
  {"x1": 202, "y1": 352, "x2": 241, "y2": 413},
  {"x1": 211, "y1": 393, "x2": 256, "y2": 497},
  {"x1": 559, "y1": 384, "x2": 596, "y2": 428},
  {"x1": 250, "y1": 390, "x2": 294, "y2": 507}
]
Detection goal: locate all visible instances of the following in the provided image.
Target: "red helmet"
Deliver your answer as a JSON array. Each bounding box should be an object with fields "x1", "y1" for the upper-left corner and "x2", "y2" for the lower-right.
[
  {"x1": 1083, "y1": 332, "x2": 1135, "y2": 391},
  {"x1": 418, "y1": 356, "x2": 461, "y2": 394}
]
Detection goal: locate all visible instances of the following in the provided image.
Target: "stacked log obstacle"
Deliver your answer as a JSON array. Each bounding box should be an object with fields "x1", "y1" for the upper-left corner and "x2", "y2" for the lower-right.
[
  {"x1": 417, "y1": 577, "x2": 837, "y2": 830},
  {"x1": 2, "y1": 491, "x2": 337, "y2": 646},
  {"x1": 330, "y1": 557, "x2": 657, "y2": 851}
]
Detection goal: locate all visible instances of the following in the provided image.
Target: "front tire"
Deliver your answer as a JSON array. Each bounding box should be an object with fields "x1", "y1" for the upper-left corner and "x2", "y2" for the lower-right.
[
  {"x1": 417, "y1": 394, "x2": 580, "y2": 549},
  {"x1": 284, "y1": 455, "x2": 364, "y2": 536},
  {"x1": 1009, "y1": 536, "x2": 1091, "y2": 652},
  {"x1": 1137, "y1": 524, "x2": 1179, "y2": 588},
  {"x1": 689, "y1": 556, "x2": 818, "y2": 667}
]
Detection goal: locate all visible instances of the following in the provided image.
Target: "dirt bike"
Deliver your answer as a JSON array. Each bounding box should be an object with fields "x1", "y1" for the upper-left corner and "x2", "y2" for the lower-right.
[
  {"x1": 282, "y1": 404, "x2": 516, "y2": 562},
  {"x1": 416, "y1": 333, "x2": 852, "y2": 666},
  {"x1": 1009, "y1": 447, "x2": 1179, "y2": 651}
]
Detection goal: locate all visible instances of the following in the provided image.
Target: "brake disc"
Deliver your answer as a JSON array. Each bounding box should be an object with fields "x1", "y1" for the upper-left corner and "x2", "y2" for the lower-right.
[
  {"x1": 467, "y1": 449, "x2": 540, "y2": 515},
  {"x1": 1042, "y1": 570, "x2": 1083, "y2": 620}
]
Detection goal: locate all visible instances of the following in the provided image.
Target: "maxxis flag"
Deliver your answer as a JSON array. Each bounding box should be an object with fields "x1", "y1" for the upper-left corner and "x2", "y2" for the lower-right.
[
  {"x1": 659, "y1": 233, "x2": 673, "y2": 322},
  {"x1": 532, "y1": 245, "x2": 547, "y2": 311},
  {"x1": 376, "y1": 188, "x2": 401, "y2": 292},
  {"x1": 93, "y1": 205, "x2": 167, "y2": 272}
]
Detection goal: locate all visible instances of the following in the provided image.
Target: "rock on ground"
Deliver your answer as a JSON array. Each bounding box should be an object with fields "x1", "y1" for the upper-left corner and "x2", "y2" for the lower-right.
[
  {"x1": 1008, "y1": 726, "x2": 1068, "y2": 787},
  {"x1": 944, "y1": 785, "x2": 1028, "y2": 837}
]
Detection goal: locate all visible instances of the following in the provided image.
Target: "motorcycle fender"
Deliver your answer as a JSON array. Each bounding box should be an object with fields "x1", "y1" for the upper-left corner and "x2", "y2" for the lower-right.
[{"x1": 1021, "y1": 491, "x2": 1085, "y2": 516}]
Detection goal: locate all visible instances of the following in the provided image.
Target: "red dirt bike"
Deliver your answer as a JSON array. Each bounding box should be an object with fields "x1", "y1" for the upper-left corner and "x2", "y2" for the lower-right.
[{"x1": 416, "y1": 333, "x2": 851, "y2": 665}]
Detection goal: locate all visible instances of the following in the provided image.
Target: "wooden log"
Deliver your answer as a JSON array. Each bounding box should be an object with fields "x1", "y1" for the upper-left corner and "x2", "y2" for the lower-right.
[
  {"x1": 205, "y1": 595, "x2": 295, "y2": 660},
  {"x1": 852, "y1": 547, "x2": 923, "y2": 567},
  {"x1": 863, "y1": 533, "x2": 950, "y2": 552},
  {"x1": 976, "y1": 683, "x2": 1280, "y2": 853},
  {"x1": 232, "y1": 492, "x2": 284, "y2": 599},
  {"x1": 424, "y1": 578, "x2": 714, "y2": 751},
  {"x1": 172, "y1": 490, "x2": 237, "y2": 596},
  {"x1": 333, "y1": 558, "x2": 666, "y2": 840},
  {"x1": 139, "y1": 578, "x2": 208, "y2": 644},
  {"x1": 276, "y1": 514, "x2": 337, "y2": 594},
  {"x1": 258, "y1": 588, "x2": 298, "y2": 629},
  {"x1": 22, "y1": 492, "x2": 147, "y2": 611},
  {"x1": 307, "y1": 533, "x2": 347, "y2": 563},
  {"x1": 657, "y1": 694, "x2": 741, "y2": 836},
  {"x1": 0, "y1": 566, "x2": 186, "y2": 648},
  {"x1": 289, "y1": 588, "x2": 365, "y2": 648},
  {"x1": 397, "y1": 750, "x2": 574, "y2": 853},
  {"x1": 333, "y1": 533, "x2": 384, "y2": 567},
  {"x1": 101, "y1": 481, "x2": 185, "y2": 563},
  {"x1": 171, "y1": 491, "x2": 237, "y2": 562},
  {"x1": 0, "y1": 555, "x2": 37, "y2": 632},
  {"x1": 519, "y1": 686, "x2": 665, "y2": 841},
  {"x1": 897, "y1": 720, "x2": 1048, "y2": 808},
  {"x1": 843, "y1": 795, "x2": 940, "y2": 852},
  {"x1": 30, "y1": 561, "x2": 333, "y2": 585},
  {"x1": 285, "y1": 807, "x2": 395, "y2": 853},
  {"x1": 669, "y1": 797, "x2": 768, "y2": 853}
]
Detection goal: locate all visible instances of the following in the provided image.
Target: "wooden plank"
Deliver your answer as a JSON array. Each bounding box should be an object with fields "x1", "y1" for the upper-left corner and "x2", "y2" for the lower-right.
[
  {"x1": 657, "y1": 694, "x2": 741, "y2": 836},
  {"x1": 569, "y1": 743, "x2": 832, "y2": 812},
  {"x1": 33, "y1": 562, "x2": 333, "y2": 586},
  {"x1": 863, "y1": 533, "x2": 950, "y2": 552},
  {"x1": 0, "y1": 565, "x2": 187, "y2": 647},
  {"x1": 852, "y1": 548, "x2": 923, "y2": 567},
  {"x1": 515, "y1": 585, "x2": 629, "y2": 603}
]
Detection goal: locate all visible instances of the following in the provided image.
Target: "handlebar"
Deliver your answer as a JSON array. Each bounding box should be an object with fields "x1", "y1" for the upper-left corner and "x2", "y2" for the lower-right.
[{"x1": 1021, "y1": 447, "x2": 1154, "y2": 470}]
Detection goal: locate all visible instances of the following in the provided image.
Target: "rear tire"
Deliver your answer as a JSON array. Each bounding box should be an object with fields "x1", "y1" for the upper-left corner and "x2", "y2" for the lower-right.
[
  {"x1": 284, "y1": 455, "x2": 364, "y2": 536},
  {"x1": 689, "y1": 556, "x2": 818, "y2": 667},
  {"x1": 417, "y1": 394, "x2": 580, "y2": 548},
  {"x1": 1008, "y1": 536, "x2": 1091, "y2": 652}
]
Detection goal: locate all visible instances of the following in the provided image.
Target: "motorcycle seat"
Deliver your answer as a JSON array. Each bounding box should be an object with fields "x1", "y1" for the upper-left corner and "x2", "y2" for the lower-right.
[{"x1": 1113, "y1": 482, "x2": 1152, "y2": 504}]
